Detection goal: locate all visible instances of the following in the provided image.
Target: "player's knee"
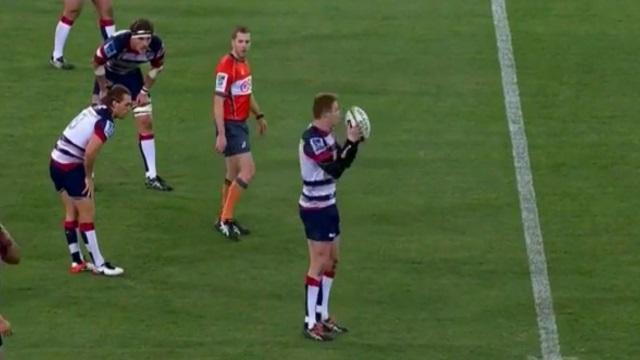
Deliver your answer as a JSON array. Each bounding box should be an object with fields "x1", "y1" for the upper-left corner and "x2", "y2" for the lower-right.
[
  {"x1": 63, "y1": 0, "x2": 83, "y2": 18},
  {"x1": 311, "y1": 248, "x2": 328, "y2": 261},
  {"x1": 77, "y1": 211, "x2": 95, "y2": 223},
  {"x1": 239, "y1": 170, "x2": 254, "y2": 184},
  {"x1": 135, "y1": 116, "x2": 153, "y2": 133},
  {"x1": 96, "y1": 1, "x2": 113, "y2": 17},
  {"x1": 225, "y1": 169, "x2": 237, "y2": 181},
  {"x1": 65, "y1": 211, "x2": 77, "y2": 221},
  {"x1": 239, "y1": 164, "x2": 255, "y2": 183},
  {"x1": 63, "y1": 7, "x2": 82, "y2": 20}
]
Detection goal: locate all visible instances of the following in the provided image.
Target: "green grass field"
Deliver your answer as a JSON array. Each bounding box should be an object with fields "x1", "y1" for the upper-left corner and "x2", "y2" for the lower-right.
[{"x1": 0, "y1": 1, "x2": 638, "y2": 359}]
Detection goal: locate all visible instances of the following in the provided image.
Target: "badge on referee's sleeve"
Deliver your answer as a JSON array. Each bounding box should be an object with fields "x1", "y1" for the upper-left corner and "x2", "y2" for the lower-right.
[{"x1": 215, "y1": 73, "x2": 228, "y2": 92}]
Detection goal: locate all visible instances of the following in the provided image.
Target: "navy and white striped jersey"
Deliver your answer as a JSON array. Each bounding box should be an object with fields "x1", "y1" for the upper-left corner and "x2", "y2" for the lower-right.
[
  {"x1": 298, "y1": 125, "x2": 338, "y2": 209},
  {"x1": 51, "y1": 106, "x2": 115, "y2": 167},
  {"x1": 94, "y1": 31, "x2": 165, "y2": 75}
]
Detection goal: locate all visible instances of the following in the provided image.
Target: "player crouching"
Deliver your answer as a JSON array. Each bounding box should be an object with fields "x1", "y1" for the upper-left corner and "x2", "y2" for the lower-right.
[{"x1": 49, "y1": 85, "x2": 131, "y2": 276}]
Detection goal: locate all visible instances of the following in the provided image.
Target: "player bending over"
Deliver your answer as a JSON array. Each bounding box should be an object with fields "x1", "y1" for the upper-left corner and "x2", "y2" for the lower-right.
[
  {"x1": 92, "y1": 18, "x2": 173, "y2": 191},
  {"x1": 49, "y1": 85, "x2": 131, "y2": 276}
]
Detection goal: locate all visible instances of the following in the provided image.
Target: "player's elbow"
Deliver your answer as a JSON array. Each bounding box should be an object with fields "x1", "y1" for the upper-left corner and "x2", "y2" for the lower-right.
[
  {"x1": 5, "y1": 254, "x2": 20, "y2": 265},
  {"x1": 93, "y1": 64, "x2": 106, "y2": 76},
  {"x1": 3, "y1": 248, "x2": 20, "y2": 265}
]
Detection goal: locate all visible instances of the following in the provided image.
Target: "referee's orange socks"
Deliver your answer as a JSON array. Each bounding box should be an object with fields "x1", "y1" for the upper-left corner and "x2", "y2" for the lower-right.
[
  {"x1": 218, "y1": 178, "x2": 232, "y2": 218},
  {"x1": 221, "y1": 177, "x2": 249, "y2": 221}
]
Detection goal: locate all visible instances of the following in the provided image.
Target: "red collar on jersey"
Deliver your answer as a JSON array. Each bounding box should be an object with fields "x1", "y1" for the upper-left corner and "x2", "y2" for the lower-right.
[
  {"x1": 311, "y1": 125, "x2": 331, "y2": 137},
  {"x1": 229, "y1": 52, "x2": 246, "y2": 62}
]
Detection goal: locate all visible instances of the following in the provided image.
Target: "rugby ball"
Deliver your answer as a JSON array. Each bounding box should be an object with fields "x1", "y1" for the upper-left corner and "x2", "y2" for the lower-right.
[{"x1": 344, "y1": 106, "x2": 371, "y2": 139}]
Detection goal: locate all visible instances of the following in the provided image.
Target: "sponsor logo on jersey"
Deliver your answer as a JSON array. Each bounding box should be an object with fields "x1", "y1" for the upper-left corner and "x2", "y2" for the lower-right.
[
  {"x1": 104, "y1": 41, "x2": 117, "y2": 57},
  {"x1": 104, "y1": 121, "x2": 115, "y2": 139},
  {"x1": 230, "y1": 76, "x2": 252, "y2": 96},
  {"x1": 309, "y1": 137, "x2": 327, "y2": 154}
]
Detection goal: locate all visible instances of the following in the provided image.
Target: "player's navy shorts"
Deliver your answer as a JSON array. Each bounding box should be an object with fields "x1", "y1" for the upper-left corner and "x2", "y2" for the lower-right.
[
  {"x1": 49, "y1": 161, "x2": 87, "y2": 198},
  {"x1": 221, "y1": 120, "x2": 250, "y2": 157},
  {"x1": 93, "y1": 68, "x2": 144, "y2": 98},
  {"x1": 299, "y1": 204, "x2": 340, "y2": 242}
]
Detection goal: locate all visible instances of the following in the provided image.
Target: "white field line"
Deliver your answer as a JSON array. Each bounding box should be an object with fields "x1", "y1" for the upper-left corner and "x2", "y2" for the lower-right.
[{"x1": 490, "y1": 1, "x2": 565, "y2": 359}]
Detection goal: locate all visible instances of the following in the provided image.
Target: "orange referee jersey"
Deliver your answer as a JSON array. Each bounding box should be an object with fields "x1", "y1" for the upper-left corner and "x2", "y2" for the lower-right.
[{"x1": 214, "y1": 53, "x2": 252, "y2": 121}]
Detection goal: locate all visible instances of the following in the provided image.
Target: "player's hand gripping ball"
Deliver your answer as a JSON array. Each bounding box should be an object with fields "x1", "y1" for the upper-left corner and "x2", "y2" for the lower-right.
[{"x1": 344, "y1": 106, "x2": 371, "y2": 140}]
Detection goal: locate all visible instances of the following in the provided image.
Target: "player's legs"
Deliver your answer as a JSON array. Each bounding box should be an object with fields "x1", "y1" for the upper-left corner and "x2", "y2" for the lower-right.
[
  {"x1": 108, "y1": 69, "x2": 170, "y2": 191},
  {"x1": 304, "y1": 240, "x2": 333, "y2": 341},
  {"x1": 216, "y1": 157, "x2": 238, "y2": 220},
  {"x1": 318, "y1": 238, "x2": 348, "y2": 333},
  {"x1": 217, "y1": 152, "x2": 253, "y2": 237},
  {"x1": 73, "y1": 196, "x2": 100, "y2": 266},
  {"x1": 50, "y1": 161, "x2": 86, "y2": 271},
  {"x1": 62, "y1": 0, "x2": 84, "y2": 19},
  {"x1": 220, "y1": 153, "x2": 253, "y2": 216},
  {"x1": 129, "y1": 73, "x2": 172, "y2": 191},
  {"x1": 58, "y1": 163, "x2": 123, "y2": 276},
  {"x1": 73, "y1": 197, "x2": 123, "y2": 276},
  {"x1": 135, "y1": 113, "x2": 156, "y2": 180},
  {"x1": 50, "y1": 0, "x2": 84, "y2": 69},
  {"x1": 91, "y1": 0, "x2": 115, "y2": 39},
  {"x1": 300, "y1": 206, "x2": 341, "y2": 341},
  {"x1": 216, "y1": 120, "x2": 253, "y2": 237},
  {"x1": 58, "y1": 190, "x2": 87, "y2": 271},
  {"x1": 135, "y1": 113, "x2": 172, "y2": 191},
  {"x1": 316, "y1": 240, "x2": 338, "y2": 321}
]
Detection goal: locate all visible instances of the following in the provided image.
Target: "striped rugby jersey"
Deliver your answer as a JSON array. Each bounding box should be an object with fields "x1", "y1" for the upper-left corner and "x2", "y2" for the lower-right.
[
  {"x1": 94, "y1": 31, "x2": 165, "y2": 75},
  {"x1": 51, "y1": 106, "x2": 115, "y2": 167},
  {"x1": 298, "y1": 125, "x2": 338, "y2": 209}
]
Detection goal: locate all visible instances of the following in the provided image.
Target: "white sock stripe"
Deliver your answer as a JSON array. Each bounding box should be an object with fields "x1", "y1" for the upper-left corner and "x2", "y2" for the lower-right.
[
  {"x1": 491, "y1": 1, "x2": 563, "y2": 359},
  {"x1": 305, "y1": 285, "x2": 319, "y2": 329},
  {"x1": 68, "y1": 243, "x2": 80, "y2": 253},
  {"x1": 139, "y1": 137, "x2": 157, "y2": 178},
  {"x1": 83, "y1": 230, "x2": 105, "y2": 267},
  {"x1": 52, "y1": 21, "x2": 72, "y2": 59},
  {"x1": 321, "y1": 276, "x2": 333, "y2": 320},
  {"x1": 104, "y1": 25, "x2": 116, "y2": 38}
]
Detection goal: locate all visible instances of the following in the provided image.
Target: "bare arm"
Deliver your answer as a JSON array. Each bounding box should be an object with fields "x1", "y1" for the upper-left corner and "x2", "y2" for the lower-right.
[
  {"x1": 214, "y1": 95, "x2": 226, "y2": 134},
  {"x1": 84, "y1": 135, "x2": 105, "y2": 177},
  {"x1": 93, "y1": 62, "x2": 108, "y2": 94},
  {"x1": 250, "y1": 94, "x2": 262, "y2": 117},
  {"x1": 142, "y1": 66, "x2": 163, "y2": 93},
  {"x1": 250, "y1": 94, "x2": 267, "y2": 135},
  {"x1": 143, "y1": 74, "x2": 156, "y2": 92}
]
